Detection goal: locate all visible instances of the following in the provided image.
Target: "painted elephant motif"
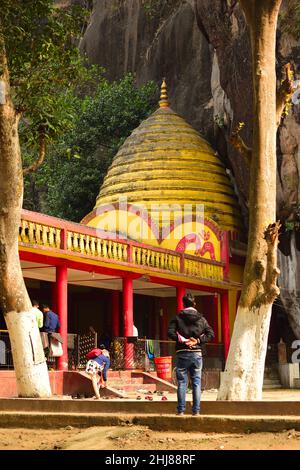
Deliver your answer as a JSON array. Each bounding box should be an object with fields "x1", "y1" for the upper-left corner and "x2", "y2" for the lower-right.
[{"x1": 175, "y1": 231, "x2": 216, "y2": 260}]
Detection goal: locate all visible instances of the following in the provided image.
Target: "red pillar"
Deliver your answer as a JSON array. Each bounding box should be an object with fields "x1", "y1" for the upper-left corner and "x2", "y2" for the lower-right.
[
  {"x1": 221, "y1": 291, "x2": 230, "y2": 360},
  {"x1": 112, "y1": 290, "x2": 120, "y2": 337},
  {"x1": 176, "y1": 286, "x2": 186, "y2": 312},
  {"x1": 51, "y1": 282, "x2": 57, "y2": 314},
  {"x1": 123, "y1": 277, "x2": 134, "y2": 369},
  {"x1": 56, "y1": 264, "x2": 68, "y2": 371}
]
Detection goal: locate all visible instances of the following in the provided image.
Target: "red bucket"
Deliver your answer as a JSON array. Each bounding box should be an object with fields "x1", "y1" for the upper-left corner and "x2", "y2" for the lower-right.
[{"x1": 154, "y1": 356, "x2": 172, "y2": 380}]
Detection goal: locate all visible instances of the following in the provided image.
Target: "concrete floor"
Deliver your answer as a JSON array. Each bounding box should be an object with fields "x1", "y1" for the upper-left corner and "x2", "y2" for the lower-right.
[
  {"x1": 203, "y1": 389, "x2": 300, "y2": 401},
  {"x1": 1, "y1": 390, "x2": 300, "y2": 432},
  {"x1": 1, "y1": 388, "x2": 300, "y2": 403},
  {"x1": 103, "y1": 388, "x2": 300, "y2": 402}
]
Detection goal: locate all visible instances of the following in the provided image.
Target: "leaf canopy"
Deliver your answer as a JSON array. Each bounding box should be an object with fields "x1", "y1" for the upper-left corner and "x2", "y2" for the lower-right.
[
  {"x1": 1, "y1": 0, "x2": 98, "y2": 143},
  {"x1": 23, "y1": 74, "x2": 158, "y2": 221}
]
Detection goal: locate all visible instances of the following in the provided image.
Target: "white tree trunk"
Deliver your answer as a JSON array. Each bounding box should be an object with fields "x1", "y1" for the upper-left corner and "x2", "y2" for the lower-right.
[
  {"x1": 5, "y1": 310, "x2": 52, "y2": 397},
  {"x1": 217, "y1": 304, "x2": 272, "y2": 400},
  {"x1": 0, "y1": 23, "x2": 52, "y2": 398}
]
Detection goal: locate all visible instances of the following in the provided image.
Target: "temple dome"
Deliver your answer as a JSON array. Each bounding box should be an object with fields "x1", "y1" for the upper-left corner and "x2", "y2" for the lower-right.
[{"x1": 90, "y1": 85, "x2": 243, "y2": 233}]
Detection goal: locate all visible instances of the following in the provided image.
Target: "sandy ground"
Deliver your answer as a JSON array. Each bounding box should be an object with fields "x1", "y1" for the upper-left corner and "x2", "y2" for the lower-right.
[
  {"x1": 1, "y1": 426, "x2": 300, "y2": 450},
  {"x1": 0, "y1": 390, "x2": 300, "y2": 451}
]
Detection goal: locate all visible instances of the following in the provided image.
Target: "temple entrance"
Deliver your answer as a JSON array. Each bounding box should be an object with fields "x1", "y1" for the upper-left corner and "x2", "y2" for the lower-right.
[{"x1": 0, "y1": 265, "x2": 227, "y2": 374}]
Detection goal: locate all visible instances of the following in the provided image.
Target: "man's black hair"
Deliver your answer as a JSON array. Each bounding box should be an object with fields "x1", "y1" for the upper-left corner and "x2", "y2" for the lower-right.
[
  {"x1": 182, "y1": 293, "x2": 196, "y2": 308},
  {"x1": 32, "y1": 300, "x2": 39, "y2": 307},
  {"x1": 42, "y1": 303, "x2": 50, "y2": 310}
]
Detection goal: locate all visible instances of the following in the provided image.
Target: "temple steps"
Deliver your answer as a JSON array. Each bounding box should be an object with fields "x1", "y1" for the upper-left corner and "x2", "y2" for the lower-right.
[
  {"x1": 107, "y1": 371, "x2": 172, "y2": 395},
  {"x1": 263, "y1": 367, "x2": 282, "y2": 390},
  {"x1": 109, "y1": 383, "x2": 157, "y2": 393}
]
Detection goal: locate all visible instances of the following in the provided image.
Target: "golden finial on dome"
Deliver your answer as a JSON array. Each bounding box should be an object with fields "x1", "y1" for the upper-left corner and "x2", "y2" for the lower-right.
[{"x1": 159, "y1": 78, "x2": 169, "y2": 108}]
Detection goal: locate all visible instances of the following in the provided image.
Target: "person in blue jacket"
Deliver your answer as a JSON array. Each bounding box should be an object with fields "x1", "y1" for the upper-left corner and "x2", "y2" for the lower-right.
[
  {"x1": 41, "y1": 304, "x2": 60, "y2": 333},
  {"x1": 41, "y1": 304, "x2": 61, "y2": 361}
]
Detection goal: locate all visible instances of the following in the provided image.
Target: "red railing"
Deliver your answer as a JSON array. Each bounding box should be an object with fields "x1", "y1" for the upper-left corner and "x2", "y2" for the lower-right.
[{"x1": 19, "y1": 209, "x2": 229, "y2": 284}]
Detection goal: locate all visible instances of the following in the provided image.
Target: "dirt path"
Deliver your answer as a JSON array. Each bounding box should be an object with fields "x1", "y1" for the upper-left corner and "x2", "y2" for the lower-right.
[{"x1": 1, "y1": 426, "x2": 300, "y2": 450}]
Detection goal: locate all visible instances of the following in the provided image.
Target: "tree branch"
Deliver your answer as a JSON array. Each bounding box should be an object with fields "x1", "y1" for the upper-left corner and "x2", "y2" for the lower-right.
[
  {"x1": 276, "y1": 63, "x2": 294, "y2": 126},
  {"x1": 261, "y1": 221, "x2": 281, "y2": 304},
  {"x1": 23, "y1": 130, "x2": 46, "y2": 176},
  {"x1": 229, "y1": 122, "x2": 252, "y2": 164},
  {"x1": 227, "y1": 0, "x2": 238, "y2": 17},
  {"x1": 248, "y1": 221, "x2": 281, "y2": 308}
]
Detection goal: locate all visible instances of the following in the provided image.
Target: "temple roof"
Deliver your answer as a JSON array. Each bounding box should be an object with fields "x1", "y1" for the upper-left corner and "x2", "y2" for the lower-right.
[{"x1": 93, "y1": 82, "x2": 243, "y2": 233}]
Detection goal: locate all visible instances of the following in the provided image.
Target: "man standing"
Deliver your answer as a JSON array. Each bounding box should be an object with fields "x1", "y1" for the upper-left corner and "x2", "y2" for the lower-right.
[
  {"x1": 168, "y1": 293, "x2": 214, "y2": 416},
  {"x1": 31, "y1": 300, "x2": 43, "y2": 329},
  {"x1": 41, "y1": 304, "x2": 61, "y2": 361},
  {"x1": 42, "y1": 304, "x2": 60, "y2": 333}
]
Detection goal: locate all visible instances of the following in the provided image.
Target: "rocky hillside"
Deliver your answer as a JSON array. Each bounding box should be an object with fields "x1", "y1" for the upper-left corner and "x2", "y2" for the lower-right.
[{"x1": 80, "y1": 0, "x2": 300, "y2": 338}]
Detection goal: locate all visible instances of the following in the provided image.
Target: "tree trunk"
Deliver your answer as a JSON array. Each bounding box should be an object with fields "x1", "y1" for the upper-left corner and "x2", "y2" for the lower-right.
[
  {"x1": 218, "y1": 305, "x2": 272, "y2": 400},
  {"x1": 278, "y1": 232, "x2": 300, "y2": 339},
  {"x1": 218, "y1": 0, "x2": 282, "y2": 400},
  {"x1": 0, "y1": 32, "x2": 51, "y2": 397}
]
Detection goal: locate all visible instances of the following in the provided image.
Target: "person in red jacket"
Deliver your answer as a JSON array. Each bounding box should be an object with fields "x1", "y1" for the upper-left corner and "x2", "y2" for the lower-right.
[
  {"x1": 168, "y1": 293, "x2": 214, "y2": 416},
  {"x1": 85, "y1": 352, "x2": 110, "y2": 399}
]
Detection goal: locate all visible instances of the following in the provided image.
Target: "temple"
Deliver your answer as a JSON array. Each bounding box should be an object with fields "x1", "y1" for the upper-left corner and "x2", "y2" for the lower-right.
[{"x1": 1, "y1": 81, "x2": 246, "y2": 382}]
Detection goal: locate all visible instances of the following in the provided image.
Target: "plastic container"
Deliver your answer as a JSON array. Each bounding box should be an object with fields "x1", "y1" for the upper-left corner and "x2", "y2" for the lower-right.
[{"x1": 154, "y1": 356, "x2": 172, "y2": 380}]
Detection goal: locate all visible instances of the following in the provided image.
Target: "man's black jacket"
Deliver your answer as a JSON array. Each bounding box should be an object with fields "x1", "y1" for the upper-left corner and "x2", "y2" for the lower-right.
[{"x1": 168, "y1": 307, "x2": 215, "y2": 354}]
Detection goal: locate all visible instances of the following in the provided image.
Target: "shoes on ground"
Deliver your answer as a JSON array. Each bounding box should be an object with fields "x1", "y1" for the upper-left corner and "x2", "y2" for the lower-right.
[
  {"x1": 176, "y1": 412, "x2": 184, "y2": 416},
  {"x1": 192, "y1": 412, "x2": 200, "y2": 416}
]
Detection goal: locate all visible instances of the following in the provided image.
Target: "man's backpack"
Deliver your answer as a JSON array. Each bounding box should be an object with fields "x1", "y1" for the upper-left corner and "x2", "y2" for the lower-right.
[{"x1": 86, "y1": 348, "x2": 102, "y2": 359}]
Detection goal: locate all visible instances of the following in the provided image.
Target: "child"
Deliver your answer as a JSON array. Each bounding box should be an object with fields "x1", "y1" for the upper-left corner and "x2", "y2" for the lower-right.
[
  {"x1": 85, "y1": 353, "x2": 110, "y2": 399},
  {"x1": 97, "y1": 345, "x2": 110, "y2": 388}
]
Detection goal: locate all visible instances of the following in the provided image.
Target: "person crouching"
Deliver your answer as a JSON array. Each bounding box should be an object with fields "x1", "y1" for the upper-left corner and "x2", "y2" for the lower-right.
[{"x1": 85, "y1": 353, "x2": 110, "y2": 399}]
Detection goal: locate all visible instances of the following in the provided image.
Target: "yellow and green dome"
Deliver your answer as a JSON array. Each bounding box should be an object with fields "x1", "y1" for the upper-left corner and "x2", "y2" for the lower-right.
[{"x1": 89, "y1": 81, "x2": 243, "y2": 233}]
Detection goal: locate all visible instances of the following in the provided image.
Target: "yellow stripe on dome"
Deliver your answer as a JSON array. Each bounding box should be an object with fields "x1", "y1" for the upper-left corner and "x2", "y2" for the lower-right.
[{"x1": 86, "y1": 96, "x2": 244, "y2": 234}]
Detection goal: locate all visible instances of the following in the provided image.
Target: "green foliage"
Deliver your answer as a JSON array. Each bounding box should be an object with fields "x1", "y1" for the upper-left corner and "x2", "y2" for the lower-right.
[
  {"x1": 214, "y1": 114, "x2": 225, "y2": 128},
  {"x1": 285, "y1": 221, "x2": 295, "y2": 232},
  {"x1": 23, "y1": 75, "x2": 158, "y2": 222},
  {"x1": 1, "y1": 0, "x2": 99, "y2": 144},
  {"x1": 1, "y1": 1, "x2": 157, "y2": 222}
]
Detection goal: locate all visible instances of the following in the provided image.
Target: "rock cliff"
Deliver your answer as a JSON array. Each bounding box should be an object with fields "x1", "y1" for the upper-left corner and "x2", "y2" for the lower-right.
[{"x1": 80, "y1": 0, "x2": 300, "y2": 338}]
